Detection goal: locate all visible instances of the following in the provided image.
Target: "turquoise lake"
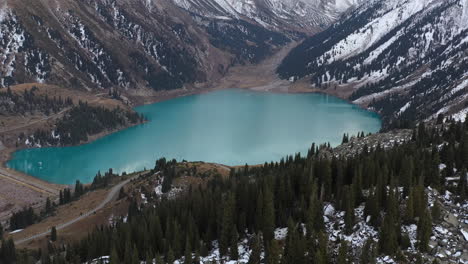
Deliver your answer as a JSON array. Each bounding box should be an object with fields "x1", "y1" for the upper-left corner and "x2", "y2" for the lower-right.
[{"x1": 7, "y1": 89, "x2": 381, "y2": 184}]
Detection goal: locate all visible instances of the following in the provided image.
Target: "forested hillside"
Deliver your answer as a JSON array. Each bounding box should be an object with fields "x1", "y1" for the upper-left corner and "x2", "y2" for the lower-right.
[
  {"x1": 9, "y1": 118, "x2": 466, "y2": 263},
  {"x1": 20, "y1": 101, "x2": 144, "y2": 147}
]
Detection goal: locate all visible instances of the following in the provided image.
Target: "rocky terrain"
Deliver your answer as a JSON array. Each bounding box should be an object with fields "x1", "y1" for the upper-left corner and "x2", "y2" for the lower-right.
[{"x1": 278, "y1": 0, "x2": 468, "y2": 127}]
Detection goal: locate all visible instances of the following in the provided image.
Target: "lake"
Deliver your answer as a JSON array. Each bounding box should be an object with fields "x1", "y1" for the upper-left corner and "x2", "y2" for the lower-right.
[{"x1": 7, "y1": 89, "x2": 381, "y2": 184}]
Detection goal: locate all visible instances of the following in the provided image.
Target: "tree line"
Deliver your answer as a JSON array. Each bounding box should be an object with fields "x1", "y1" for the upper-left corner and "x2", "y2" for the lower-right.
[
  {"x1": 23, "y1": 101, "x2": 145, "y2": 146},
  {"x1": 18, "y1": 118, "x2": 465, "y2": 264}
]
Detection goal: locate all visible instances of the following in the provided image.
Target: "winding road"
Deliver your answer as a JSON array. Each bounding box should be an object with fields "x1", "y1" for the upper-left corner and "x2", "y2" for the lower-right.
[{"x1": 14, "y1": 175, "x2": 137, "y2": 245}]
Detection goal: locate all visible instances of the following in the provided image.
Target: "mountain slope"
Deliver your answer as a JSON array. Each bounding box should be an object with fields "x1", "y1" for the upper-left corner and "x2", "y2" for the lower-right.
[
  {"x1": 173, "y1": 0, "x2": 363, "y2": 31},
  {"x1": 0, "y1": 0, "x2": 292, "y2": 94},
  {"x1": 278, "y1": 0, "x2": 468, "y2": 126}
]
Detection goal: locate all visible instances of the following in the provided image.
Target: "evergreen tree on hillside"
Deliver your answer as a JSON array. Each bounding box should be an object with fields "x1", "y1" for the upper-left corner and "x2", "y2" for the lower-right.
[
  {"x1": 337, "y1": 241, "x2": 349, "y2": 264},
  {"x1": 248, "y1": 234, "x2": 262, "y2": 264},
  {"x1": 220, "y1": 193, "x2": 236, "y2": 256},
  {"x1": 262, "y1": 186, "x2": 275, "y2": 249},
  {"x1": 379, "y1": 212, "x2": 398, "y2": 255},
  {"x1": 417, "y1": 209, "x2": 432, "y2": 252}
]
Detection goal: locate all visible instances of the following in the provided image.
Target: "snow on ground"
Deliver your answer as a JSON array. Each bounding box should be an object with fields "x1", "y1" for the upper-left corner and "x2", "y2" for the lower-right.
[
  {"x1": 377, "y1": 255, "x2": 396, "y2": 263},
  {"x1": 0, "y1": 3, "x2": 8, "y2": 23},
  {"x1": 398, "y1": 102, "x2": 411, "y2": 115},
  {"x1": 324, "y1": 203, "x2": 378, "y2": 249},
  {"x1": 274, "y1": 227, "x2": 288, "y2": 240},
  {"x1": 451, "y1": 78, "x2": 468, "y2": 95},
  {"x1": 452, "y1": 107, "x2": 468, "y2": 122},
  {"x1": 322, "y1": 0, "x2": 432, "y2": 63},
  {"x1": 9, "y1": 229, "x2": 23, "y2": 234}
]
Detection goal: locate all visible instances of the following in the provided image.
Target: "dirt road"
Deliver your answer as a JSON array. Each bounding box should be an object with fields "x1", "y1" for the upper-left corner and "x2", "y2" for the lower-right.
[{"x1": 14, "y1": 175, "x2": 137, "y2": 245}]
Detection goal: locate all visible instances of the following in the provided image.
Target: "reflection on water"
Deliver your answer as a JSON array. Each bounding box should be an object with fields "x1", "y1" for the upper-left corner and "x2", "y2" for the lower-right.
[{"x1": 7, "y1": 89, "x2": 381, "y2": 184}]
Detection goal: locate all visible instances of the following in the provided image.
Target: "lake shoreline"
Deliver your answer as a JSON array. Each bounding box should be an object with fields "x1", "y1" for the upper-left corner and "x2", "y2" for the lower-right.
[
  {"x1": 6, "y1": 88, "x2": 381, "y2": 186},
  {"x1": 1, "y1": 85, "x2": 380, "y2": 183}
]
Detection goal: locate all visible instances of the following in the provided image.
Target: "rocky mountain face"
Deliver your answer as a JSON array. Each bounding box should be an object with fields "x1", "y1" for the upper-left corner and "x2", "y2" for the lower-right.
[
  {"x1": 278, "y1": 0, "x2": 468, "y2": 126},
  {"x1": 173, "y1": 0, "x2": 363, "y2": 31},
  {"x1": 0, "y1": 0, "x2": 301, "y2": 94}
]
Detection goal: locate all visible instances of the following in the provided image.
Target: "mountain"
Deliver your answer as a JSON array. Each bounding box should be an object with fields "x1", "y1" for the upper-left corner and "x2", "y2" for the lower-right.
[
  {"x1": 278, "y1": 0, "x2": 468, "y2": 126},
  {"x1": 173, "y1": 0, "x2": 363, "y2": 31},
  {"x1": 0, "y1": 0, "x2": 362, "y2": 96},
  {"x1": 0, "y1": 0, "x2": 295, "y2": 94}
]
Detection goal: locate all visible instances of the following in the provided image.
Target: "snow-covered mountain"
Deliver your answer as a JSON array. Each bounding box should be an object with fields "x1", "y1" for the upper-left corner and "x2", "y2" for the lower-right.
[
  {"x1": 0, "y1": 0, "x2": 291, "y2": 92},
  {"x1": 278, "y1": 0, "x2": 468, "y2": 125},
  {"x1": 173, "y1": 0, "x2": 363, "y2": 31}
]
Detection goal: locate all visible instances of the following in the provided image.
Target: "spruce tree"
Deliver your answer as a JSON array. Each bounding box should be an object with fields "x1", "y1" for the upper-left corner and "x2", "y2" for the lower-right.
[
  {"x1": 344, "y1": 186, "x2": 355, "y2": 235},
  {"x1": 417, "y1": 209, "x2": 432, "y2": 252},
  {"x1": 248, "y1": 234, "x2": 262, "y2": 264},
  {"x1": 166, "y1": 247, "x2": 175, "y2": 264},
  {"x1": 230, "y1": 229, "x2": 239, "y2": 260},
  {"x1": 131, "y1": 245, "x2": 139, "y2": 264},
  {"x1": 220, "y1": 193, "x2": 236, "y2": 256},
  {"x1": 404, "y1": 188, "x2": 415, "y2": 224},
  {"x1": 337, "y1": 241, "x2": 349, "y2": 264},
  {"x1": 50, "y1": 226, "x2": 57, "y2": 242},
  {"x1": 266, "y1": 239, "x2": 281, "y2": 264},
  {"x1": 0, "y1": 238, "x2": 16, "y2": 263},
  {"x1": 110, "y1": 247, "x2": 120, "y2": 264},
  {"x1": 184, "y1": 237, "x2": 192, "y2": 264},
  {"x1": 379, "y1": 213, "x2": 398, "y2": 255},
  {"x1": 262, "y1": 187, "x2": 275, "y2": 248},
  {"x1": 360, "y1": 239, "x2": 376, "y2": 264}
]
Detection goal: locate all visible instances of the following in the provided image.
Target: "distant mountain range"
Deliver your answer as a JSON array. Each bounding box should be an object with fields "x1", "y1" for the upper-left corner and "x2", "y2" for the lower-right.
[
  {"x1": 278, "y1": 0, "x2": 468, "y2": 125},
  {"x1": 173, "y1": 0, "x2": 362, "y2": 31},
  {"x1": 0, "y1": 0, "x2": 361, "y2": 94},
  {"x1": 1, "y1": 0, "x2": 467, "y2": 124}
]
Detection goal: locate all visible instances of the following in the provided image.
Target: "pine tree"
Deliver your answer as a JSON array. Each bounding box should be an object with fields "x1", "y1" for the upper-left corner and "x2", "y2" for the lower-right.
[
  {"x1": 184, "y1": 237, "x2": 192, "y2": 264},
  {"x1": 51, "y1": 226, "x2": 57, "y2": 242},
  {"x1": 155, "y1": 254, "x2": 164, "y2": 264},
  {"x1": 314, "y1": 232, "x2": 329, "y2": 264},
  {"x1": 124, "y1": 241, "x2": 133, "y2": 264},
  {"x1": 131, "y1": 245, "x2": 139, "y2": 264},
  {"x1": 266, "y1": 239, "x2": 281, "y2": 264},
  {"x1": 230, "y1": 229, "x2": 239, "y2": 260},
  {"x1": 344, "y1": 186, "x2": 355, "y2": 235},
  {"x1": 194, "y1": 251, "x2": 200, "y2": 264},
  {"x1": 248, "y1": 234, "x2": 262, "y2": 264},
  {"x1": 220, "y1": 193, "x2": 236, "y2": 256},
  {"x1": 0, "y1": 238, "x2": 16, "y2": 263},
  {"x1": 364, "y1": 191, "x2": 380, "y2": 227},
  {"x1": 262, "y1": 187, "x2": 275, "y2": 248},
  {"x1": 360, "y1": 239, "x2": 376, "y2": 264},
  {"x1": 45, "y1": 197, "x2": 52, "y2": 214},
  {"x1": 255, "y1": 190, "x2": 264, "y2": 233},
  {"x1": 379, "y1": 213, "x2": 398, "y2": 255},
  {"x1": 417, "y1": 209, "x2": 432, "y2": 252},
  {"x1": 404, "y1": 188, "x2": 415, "y2": 224},
  {"x1": 110, "y1": 247, "x2": 120, "y2": 264},
  {"x1": 337, "y1": 241, "x2": 349, "y2": 264},
  {"x1": 166, "y1": 247, "x2": 175, "y2": 264}
]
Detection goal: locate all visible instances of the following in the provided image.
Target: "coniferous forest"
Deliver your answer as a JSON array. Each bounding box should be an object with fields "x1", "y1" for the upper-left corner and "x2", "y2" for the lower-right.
[
  {"x1": 22, "y1": 101, "x2": 145, "y2": 146},
  {"x1": 8, "y1": 118, "x2": 466, "y2": 264}
]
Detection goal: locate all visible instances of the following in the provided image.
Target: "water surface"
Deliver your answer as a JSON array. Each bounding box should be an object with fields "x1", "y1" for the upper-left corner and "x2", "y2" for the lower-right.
[{"x1": 7, "y1": 89, "x2": 381, "y2": 184}]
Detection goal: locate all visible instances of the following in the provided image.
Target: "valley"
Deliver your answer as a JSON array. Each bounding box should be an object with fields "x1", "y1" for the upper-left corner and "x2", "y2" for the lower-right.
[{"x1": 0, "y1": 0, "x2": 467, "y2": 263}]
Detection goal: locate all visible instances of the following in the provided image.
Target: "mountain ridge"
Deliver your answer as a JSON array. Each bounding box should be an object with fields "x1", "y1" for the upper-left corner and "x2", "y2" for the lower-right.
[{"x1": 278, "y1": 0, "x2": 468, "y2": 126}]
